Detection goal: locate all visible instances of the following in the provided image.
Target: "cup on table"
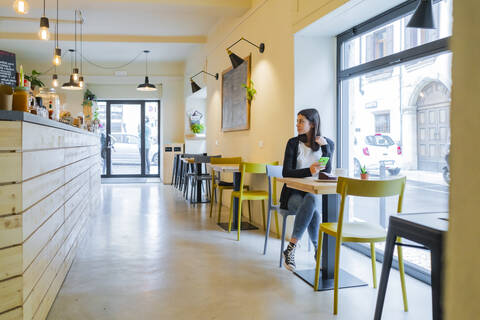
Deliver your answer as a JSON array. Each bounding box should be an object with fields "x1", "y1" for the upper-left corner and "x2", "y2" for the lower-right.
[{"x1": 334, "y1": 168, "x2": 347, "y2": 177}]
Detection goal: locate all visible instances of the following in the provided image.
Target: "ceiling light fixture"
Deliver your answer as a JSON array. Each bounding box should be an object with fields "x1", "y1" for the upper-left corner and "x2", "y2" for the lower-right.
[
  {"x1": 190, "y1": 70, "x2": 219, "y2": 93},
  {"x1": 137, "y1": 50, "x2": 157, "y2": 92},
  {"x1": 13, "y1": 0, "x2": 29, "y2": 15},
  {"x1": 62, "y1": 49, "x2": 81, "y2": 90},
  {"x1": 38, "y1": 0, "x2": 50, "y2": 40},
  {"x1": 226, "y1": 37, "x2": 265, "y2": 69},
  {"x1": 78, "y1": 10, "x2": 84, "y2": 88},
  {"x1": 52, "y1": 74, "x2": 58, "y2": 87},
  {"x1": 407, "y1": 0, "x2": 435, "y2": 29},
  {"x1": 52, "y1": 0, "x2": 61, "y2": 65}
]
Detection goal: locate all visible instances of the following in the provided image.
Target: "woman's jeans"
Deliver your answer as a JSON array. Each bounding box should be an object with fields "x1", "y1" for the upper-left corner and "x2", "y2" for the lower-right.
[{"x1": 288, "y1": 192, "x2": 321, "y2": 248}]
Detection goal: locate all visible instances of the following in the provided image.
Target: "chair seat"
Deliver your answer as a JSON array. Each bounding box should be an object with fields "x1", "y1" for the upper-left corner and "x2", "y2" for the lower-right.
[
  {"x1": 320, "y1": 222, "x2": 387, "y2": 243},
  {"x1": 231, "y1": 190, "x2": 268, "y2": 200}
]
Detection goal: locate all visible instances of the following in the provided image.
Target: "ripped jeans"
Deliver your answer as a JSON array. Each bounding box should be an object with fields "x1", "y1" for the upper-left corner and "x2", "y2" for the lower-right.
[{"x1": 288, "y1": 192, "x2": 322, "y2": 248}]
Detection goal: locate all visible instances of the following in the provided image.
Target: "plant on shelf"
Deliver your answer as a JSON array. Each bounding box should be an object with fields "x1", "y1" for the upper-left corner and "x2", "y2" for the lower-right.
[
  {"x1": 242, "y1": 80, "x2": 256, "y2": 102},
  {"x1": 191, "y1": 123, "x2": 205, "y2": 134},
  {"x1": 82, "y1": 89, "x2": 96, "y2": 106},
  {"x1": 360, "y1": 165, "x2": 369, "y2": 180},
  {"x1": 25, "y1": 70, "x2": 45, "y2": 89}
]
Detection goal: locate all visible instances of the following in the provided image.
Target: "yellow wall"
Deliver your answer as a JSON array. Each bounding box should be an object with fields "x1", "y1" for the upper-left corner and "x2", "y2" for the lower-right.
[
  {"x1": 444, "y1": 1, "x2": 480, "y2": 318},
  {"x1": 292, "y1": 0, "x2": 350, "y2": 33}
]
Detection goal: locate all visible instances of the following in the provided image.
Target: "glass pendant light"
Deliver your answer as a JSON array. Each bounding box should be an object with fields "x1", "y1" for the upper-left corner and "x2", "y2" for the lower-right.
[
  {"x1": 78, "y1": 76, "x2": 84, "y2": 88},
  {"x1": 72, "y1": 68, "x2": 79, "y2": 81},
  {"x1": 137, "y1": 50, "x2": 157, "y2": 91},
  {"x1": 13, "y1": 0, "x2": 29, "y2": 14},
  {"x1": 52, "y1": 0, "x2": 61, "y2": 66},
  {"x1": 78, "y1": 11, "x2": 85, "y2": 88},
  {"x1": 38, "y1": 18, "x2": 50, "y2": 40},
  {"x1": 52, "y1": 74, "x2": 59, "y2": 87}
]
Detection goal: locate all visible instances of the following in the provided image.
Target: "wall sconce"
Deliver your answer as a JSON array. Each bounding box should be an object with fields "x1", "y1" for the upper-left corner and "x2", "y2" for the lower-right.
[
  {"x1": 190, "y1": 70, "x2": 219, "y2": 93},
  {"x1": 407, "y1": 0, "x2": 435, "y2": 29},
  {"x1": 226, "y1": 37, "x2": 265, "y2": 69}
]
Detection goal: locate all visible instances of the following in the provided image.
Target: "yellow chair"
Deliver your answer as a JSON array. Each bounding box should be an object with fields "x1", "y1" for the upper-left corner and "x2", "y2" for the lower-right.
[
  {"x1": 209, "y1": 157, "x2": 251, "y2": 223},
  {"x1": 228, "y1": 161, "x2": 279, "y2": 241},
  {"x1": 314, "y1": 176, "x2": 408, "y2": 315}
]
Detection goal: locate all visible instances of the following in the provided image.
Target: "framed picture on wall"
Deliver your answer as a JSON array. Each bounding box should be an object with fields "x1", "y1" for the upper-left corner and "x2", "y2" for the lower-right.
[{"x1": 221, "y1": 55, "x2": 251, "y2": 132}]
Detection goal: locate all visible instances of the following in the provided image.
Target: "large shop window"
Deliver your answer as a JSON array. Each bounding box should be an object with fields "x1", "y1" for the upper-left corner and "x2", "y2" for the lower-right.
[{"x1": 337, "y1": 0, "x2": 452, "y2": 282}]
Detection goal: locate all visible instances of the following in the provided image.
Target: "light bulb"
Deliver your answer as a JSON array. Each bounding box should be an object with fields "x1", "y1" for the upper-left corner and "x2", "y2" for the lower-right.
[
  {"x1": 79, "y1": 76, "x2": 84, "y2": 88},
  {"x1": 13, "y1": 0, "x2": 29, "y2": 15},
  {"x1": 38, "y1": 27, "x2": 50, "y2": 40},
  {"x1": 53, "y1": 48, "x2": 61, "y2": 66}
]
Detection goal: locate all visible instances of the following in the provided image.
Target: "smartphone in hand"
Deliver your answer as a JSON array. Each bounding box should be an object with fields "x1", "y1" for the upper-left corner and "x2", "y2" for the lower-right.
[{"x1": 318, "y1": 157, "x2": 330, "y2": 167}]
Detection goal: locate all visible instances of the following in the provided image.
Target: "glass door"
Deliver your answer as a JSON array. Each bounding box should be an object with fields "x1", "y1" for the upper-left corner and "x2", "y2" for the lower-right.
[{"x1": 98, "y1": 100, "x2": 160, "y2": 177}]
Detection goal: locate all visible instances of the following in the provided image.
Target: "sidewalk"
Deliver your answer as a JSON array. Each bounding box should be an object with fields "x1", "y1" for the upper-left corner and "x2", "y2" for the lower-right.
[{"x1": 403, "y1": 169, "x2": 448, "y2": 186}]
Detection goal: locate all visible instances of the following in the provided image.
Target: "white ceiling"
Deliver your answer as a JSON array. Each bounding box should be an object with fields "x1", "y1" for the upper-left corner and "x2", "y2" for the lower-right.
[{"x1": 0, "y1": 0, "x2": 252, "y2": 65}]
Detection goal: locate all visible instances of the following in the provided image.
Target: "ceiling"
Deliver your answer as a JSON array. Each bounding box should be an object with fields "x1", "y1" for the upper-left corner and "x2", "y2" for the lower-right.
[{"x1": 0, "y1": 0, "x2": 252, "y2": 66}]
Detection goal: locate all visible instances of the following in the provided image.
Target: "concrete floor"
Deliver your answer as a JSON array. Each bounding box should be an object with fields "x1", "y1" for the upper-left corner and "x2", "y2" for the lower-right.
[{"x1": 47, "y1": 183, "x2": 432, "y2": 320}]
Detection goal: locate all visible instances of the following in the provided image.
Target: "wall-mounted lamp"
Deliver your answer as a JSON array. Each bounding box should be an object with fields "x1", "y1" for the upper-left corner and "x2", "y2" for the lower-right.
[
  {"x1": 226, "y1": 37, "x2": 265, "y2": 69},
  {"x1": 407, "y1": 0, "x2": 435, "y2": 29},
  {"x1": 190, "y1": 70, "x2": 219, "y2": 93}
]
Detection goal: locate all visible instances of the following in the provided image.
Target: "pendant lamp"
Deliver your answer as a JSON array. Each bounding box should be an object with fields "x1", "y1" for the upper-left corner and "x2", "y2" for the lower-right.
[
  {"x1": 52, "y1": 0, "x2": 61, "y2": 66},
  {"x1": 407, "y1": 0, "x2": 435, "y2": 29},
  {"x1": 38, "y1": 0, "x2": 50, "y2": 40},
  {"x1": 137, "y1": 50, "x2": 157, "y2": 91},
  {"x1": 52, "y1": 74, "x2": 59, "y2": 87},
  {"x1": 78, "y1": 11, "x2": 85, "y2": 88},
  {"x1": 62, "y1": 50, "x2": 81, "y2": 91},
  {"x1": 226, "y1": 37, "x2": 265, "y2": 69}
]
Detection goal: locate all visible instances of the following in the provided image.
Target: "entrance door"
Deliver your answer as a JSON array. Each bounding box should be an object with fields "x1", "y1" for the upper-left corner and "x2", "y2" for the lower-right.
[
  {"x1": 97, "y1": 100, "x2": 160, "y2": 177},
  {"x1": 416, "y1": 81, "x2": 450, "y2": 172}
]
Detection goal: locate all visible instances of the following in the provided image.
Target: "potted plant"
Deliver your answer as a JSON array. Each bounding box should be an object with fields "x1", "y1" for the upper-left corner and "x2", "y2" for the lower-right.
[
  {"x1": 242, "y1": 80, "x2": 256, "y2": 102},
  {"x1": 25, "y1": 70, "x2": 45, "y2": 90},
  {"x1": 190, "y1": 123, "x2": 205, "y2": 134},
  {"x1": 360, "y1": 165, "x2": 369, "y2": 180}
]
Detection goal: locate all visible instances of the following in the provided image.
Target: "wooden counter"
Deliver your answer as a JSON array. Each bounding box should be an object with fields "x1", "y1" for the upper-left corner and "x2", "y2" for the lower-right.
[{"x1": 0, "y1": 116, "x2": 101, "y2": 320}]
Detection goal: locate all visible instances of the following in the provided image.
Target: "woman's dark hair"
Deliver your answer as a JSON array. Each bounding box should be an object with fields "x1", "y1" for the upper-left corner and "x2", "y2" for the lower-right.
[{"x1": 298, "y1": 108, "x2": 321, "y2": 151}]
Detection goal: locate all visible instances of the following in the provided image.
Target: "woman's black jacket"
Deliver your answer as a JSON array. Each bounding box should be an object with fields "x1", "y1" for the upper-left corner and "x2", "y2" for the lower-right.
[{"x1": 279, "y1": 136, "x2": 334, "y2": 209}]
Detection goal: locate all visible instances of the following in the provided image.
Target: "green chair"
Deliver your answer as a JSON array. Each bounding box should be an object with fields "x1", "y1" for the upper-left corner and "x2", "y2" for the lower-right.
[
  {"x1": 314, "y1": 176, "x2": 408, "y2": 315},
  {"x1": 209, "y1": 157, "x2": 251, "y2": 223},
  {"x1": 228, "y1": 161, "x2": 279, "y2": 241}
]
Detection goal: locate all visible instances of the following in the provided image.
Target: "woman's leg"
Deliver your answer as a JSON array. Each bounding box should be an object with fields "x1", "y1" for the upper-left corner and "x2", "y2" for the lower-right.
[
  {"x1": 291, "y1": 193, "x2": 321, "y2": 243},
  {"x1": 283, "y1": 193, "x2": 320, "y2": 271}
]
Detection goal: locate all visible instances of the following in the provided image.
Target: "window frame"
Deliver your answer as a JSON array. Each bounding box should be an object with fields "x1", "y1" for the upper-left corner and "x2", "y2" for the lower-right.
[{"x1": 335, "y1": 0, "x2": 451, "y2": 284}]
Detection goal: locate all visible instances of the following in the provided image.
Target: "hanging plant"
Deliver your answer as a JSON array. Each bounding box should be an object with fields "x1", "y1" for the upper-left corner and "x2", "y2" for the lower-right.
[{"x1": 242, "y1": 80, "x2": 256, "y2": 102}]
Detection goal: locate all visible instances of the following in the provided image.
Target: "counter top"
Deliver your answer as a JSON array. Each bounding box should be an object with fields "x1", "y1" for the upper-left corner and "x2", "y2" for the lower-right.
[{"x1": 0, "y1": 110, "x2": 98, "y2": 136}]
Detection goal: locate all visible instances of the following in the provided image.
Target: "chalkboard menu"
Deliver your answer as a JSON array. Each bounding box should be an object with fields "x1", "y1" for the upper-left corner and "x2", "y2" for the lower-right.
[
  {"x1": 0, "y1": 50, "x2": 16, "y2": 88},
  {"x1": 221, "y1": 55, "x2": 251, "y2": 132}
]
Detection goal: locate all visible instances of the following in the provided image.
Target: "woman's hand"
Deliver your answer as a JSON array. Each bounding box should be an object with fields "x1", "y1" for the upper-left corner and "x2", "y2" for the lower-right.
[
  {"x1": 310, "y1": 162, "x2": 325, "y2": 175},
  {"x1": 316, "y1": 136, "x2": 327, "y2": 146}
]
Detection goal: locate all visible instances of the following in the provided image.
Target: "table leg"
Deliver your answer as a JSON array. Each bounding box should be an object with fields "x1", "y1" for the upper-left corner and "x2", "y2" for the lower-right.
[
  {"x1": 374, "y1": 229, "x2": 397, "y2": 320},
  {"x1": 196, "y1": 163, "x2": 202, "y2": 203},
  {"x1": 431, "y1": 245, "x2": 444, "y2": 320},
  {"x1": 217, "y1": 171, "x2": 257, "y2": 231},
  {"x1": 294, "y1": 193, "x2": 367, "y2": 291},
  {"x1": 322, "y1": 194, "x2": 339, "y2": 279}
]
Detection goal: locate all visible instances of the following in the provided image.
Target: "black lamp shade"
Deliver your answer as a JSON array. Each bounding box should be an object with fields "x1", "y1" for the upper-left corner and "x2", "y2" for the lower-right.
[
  {"x1": 40, "y1": 16, "x2": 49, "y2": 28},
  {"x1": 228, "y1": 50, "x2": 245, "y2": 69},
  {"x1": 407, "y1": 0, "x2": 435, "y2": 29},
  {"x1": 62, "y1": 75, "x2": 82, "y2": 90},
  {"x1": 191, "y1": 80, "x2": 201, "y2": 93},
  {"x1": 137, "y1": 76, "x2": 157, "y2": 91}
]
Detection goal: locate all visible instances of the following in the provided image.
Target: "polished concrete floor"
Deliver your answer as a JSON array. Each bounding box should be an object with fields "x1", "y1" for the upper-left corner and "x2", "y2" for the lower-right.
[{"x1": 47, "y1": 183, "x2": 432, "y2": 320}]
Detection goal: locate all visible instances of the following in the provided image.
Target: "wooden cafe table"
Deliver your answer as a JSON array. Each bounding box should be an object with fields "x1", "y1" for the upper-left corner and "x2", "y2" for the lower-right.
[
  {"x1": 207, "y1": 163, "x2": 257, "y2": 231},
  {"x1": 276, "y1": 177, "x2": 367, "y2": 291}
]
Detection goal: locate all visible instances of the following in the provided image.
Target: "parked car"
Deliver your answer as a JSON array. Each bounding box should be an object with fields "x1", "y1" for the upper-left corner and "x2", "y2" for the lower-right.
[
  {"x1": 110, "y1": 133, "x2": 158, "y2": 165},
  {"x1": 353, "y1": 134, "x2": 402, "y2": 176}
]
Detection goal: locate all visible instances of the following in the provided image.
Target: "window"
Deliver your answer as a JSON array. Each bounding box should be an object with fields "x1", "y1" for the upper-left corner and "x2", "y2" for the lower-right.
[
  {"x1": 337, "y1": 0, "x2": 452, "y2": 282},
  {"x1": 374, "y1": 113, "x2": 390, "y2": 133}
]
